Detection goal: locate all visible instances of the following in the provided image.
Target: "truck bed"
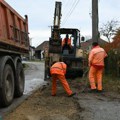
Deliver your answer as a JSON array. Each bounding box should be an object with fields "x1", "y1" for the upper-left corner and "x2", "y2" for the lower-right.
[{"x1": 0, "y1": 0, "x2": 29, "y2": 54}]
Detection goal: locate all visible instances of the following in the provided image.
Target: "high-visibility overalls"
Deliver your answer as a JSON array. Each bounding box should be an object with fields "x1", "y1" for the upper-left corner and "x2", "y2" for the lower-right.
[
  {"x1": 88, "y1": 46, "x2": 107, "y2": 90},
  {"x1": 50, "y1": 62, "x2": 73, "y2": 96}
]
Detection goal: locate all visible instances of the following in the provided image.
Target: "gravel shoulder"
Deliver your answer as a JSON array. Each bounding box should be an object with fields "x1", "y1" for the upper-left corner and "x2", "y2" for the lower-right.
[{"x1": 4, "y1": 82, "x2": 82, "y2": 120}]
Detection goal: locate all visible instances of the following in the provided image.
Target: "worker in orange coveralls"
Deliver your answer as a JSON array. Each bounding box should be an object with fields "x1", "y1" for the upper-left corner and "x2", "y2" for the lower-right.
[
  {"x1": 50, "y1": 61, "x2": 76, "y2": 97},
  {"x1": 62, "y1": 34, "x2": 72, "y2": 52},
  {"x1": 88, "y1": 42, "x2": 107, "y2": 93},
  {"x1": 62, "y1": 34, "x2": 71, "y2": 47}
]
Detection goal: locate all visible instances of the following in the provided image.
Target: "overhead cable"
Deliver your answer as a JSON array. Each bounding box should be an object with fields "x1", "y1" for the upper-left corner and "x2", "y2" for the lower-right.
[
  {"x1": 62, "y1": 0, "x2": 78, "y2": 24},
  {"x1": 62, "y1": 0, "x2": 80, "y2": 26}
]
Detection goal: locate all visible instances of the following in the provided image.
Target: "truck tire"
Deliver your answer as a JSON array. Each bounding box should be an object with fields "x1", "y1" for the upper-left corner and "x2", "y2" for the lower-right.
[
  {"x1": 14, "y1": 62, "x2": 25, "y2": 97},
  {"x1": 0, "y1": 64, "x2": 14, "y2": 107}
]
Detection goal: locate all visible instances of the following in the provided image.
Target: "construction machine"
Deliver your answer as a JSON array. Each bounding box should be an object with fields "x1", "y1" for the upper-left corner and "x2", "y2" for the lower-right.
[{"x1": 44, "y1": 1, "x2": 87, "y2": 80}]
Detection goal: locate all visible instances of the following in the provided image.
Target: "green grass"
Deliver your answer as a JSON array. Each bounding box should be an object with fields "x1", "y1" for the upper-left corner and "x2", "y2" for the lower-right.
[
  {"x1": 103, "y1": 75, "x2": 120, "y2": 93},
  {"x1": 68, "y1": 75, "x2": 120, "y2": 94}
]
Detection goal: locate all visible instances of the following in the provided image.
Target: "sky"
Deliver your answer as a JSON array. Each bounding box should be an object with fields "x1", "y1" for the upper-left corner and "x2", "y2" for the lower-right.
[{"x1": 5, "y1": 0, "x2": 120, "y2": 47}]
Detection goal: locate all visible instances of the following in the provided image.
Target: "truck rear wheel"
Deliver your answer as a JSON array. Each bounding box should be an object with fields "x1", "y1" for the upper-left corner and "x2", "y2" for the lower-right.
[
  {"x1": 0, "y1": 64, "x2": 14, "y2": 107},
  {"x1": 14, "y1": 62, "x2": 25, "y2": 97}
]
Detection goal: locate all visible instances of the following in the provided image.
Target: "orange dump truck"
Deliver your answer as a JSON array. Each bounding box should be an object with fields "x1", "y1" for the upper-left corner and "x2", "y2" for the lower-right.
[{"x1": 0, "y1": 0, "x2": 29, "y2": 107}]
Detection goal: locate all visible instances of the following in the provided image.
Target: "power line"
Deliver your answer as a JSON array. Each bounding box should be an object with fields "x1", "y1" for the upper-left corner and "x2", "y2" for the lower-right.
[
  {"x1": 63, "y1": 0, "x2": 75, "y2": 10},
  {"x1": 63, "y1": 0, "x2": 70, "y2": 7},
  {"x1": 62, "y1": 0, "x2": 78, "y2": 24},
  {"x1": 62, "y1": 0, "x2": 80, "y2": 26},
  {"x1": 62, "y1": 0, "x2": 75, "y2": 21}
]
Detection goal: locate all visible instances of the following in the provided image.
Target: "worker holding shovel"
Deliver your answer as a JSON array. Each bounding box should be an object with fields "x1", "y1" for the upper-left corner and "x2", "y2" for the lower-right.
[
  {"x1": 88, "y1": 42, "x2": 107, "y2": 93},
  {"x1": 50, "y1": 61, "x2": 76, "y2": 97}
]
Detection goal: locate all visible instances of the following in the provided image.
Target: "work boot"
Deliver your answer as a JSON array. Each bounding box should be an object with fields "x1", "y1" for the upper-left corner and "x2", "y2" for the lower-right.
[
  {"x1": 88, "y1": 89, "x2": 97, "y2": 93},
  {"x1": 96, "y1": 90, "x2": 104, "y2": 93},
  {"x1": 51, "y1": 94, "x2": 56, "y2": 96},
  {"x1": 68, "y1": 92, "x2": 76, "y2": 97}
]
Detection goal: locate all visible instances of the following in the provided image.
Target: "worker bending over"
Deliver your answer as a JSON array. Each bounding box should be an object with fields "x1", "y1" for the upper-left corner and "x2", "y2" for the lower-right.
[
  {"x1": 50, "y1": 61, "x2": 76, "y2": 97},
  {"x1": 88, "y1": 42, "x2": 107, "y2": 93}
]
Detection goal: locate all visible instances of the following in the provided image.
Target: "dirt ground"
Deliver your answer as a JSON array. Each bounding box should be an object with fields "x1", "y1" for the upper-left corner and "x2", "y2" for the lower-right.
[
  {"x1": 4, "y1": 81, "x2": 82, "y2": 120},
  {"x1": 4, "y1": 75, "x2": 120, "y2": 120}
]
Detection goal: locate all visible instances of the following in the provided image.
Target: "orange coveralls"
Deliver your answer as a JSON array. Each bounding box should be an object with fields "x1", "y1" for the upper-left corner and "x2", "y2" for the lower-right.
[
  {"x1": 50, "y1": 62, "x2": 73, "y2": 96},
  {"x1": 62, "y1": 38, "x2": 71, "y2": 47},
  {"x1": 88, "y1": 46, "x2": 107, "y2": 90}
]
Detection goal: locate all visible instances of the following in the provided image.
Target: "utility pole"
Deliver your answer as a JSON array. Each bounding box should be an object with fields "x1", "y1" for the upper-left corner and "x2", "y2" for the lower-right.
[{"x1": 92, "y1": 0, "x2": 99, "y2": 43}]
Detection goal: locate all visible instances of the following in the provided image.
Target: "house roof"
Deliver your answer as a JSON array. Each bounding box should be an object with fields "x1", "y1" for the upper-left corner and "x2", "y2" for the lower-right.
[
  {"x1": 30, "y1": 45, "x2": 35, "y2": 49},
  {"x1": 81, "y1": 38, "x2": 108, "y2": 50},
  {"x1": 35, "y1": 41, "x2": 49, "y2": 51}
]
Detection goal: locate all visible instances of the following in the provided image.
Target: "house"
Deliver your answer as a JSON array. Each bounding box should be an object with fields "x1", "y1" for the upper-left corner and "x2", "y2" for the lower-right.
[
  {"x1": 21, "y1": 45, "x2": 35, "y2": 61},
  {"x1": 35, "y1": 41, "x2": 49, "y2": 60},
  {"x1": 81, "y1": 38, "x2": 108, "y2": 53},
  {"x1": 29, "y1": 46, "x2": 35, "y2": 60}
]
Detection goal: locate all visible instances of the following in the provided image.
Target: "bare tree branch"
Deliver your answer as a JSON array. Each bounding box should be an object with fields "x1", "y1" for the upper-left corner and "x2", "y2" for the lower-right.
[{"x1": 100, "y1": 20, "x2": 120, "y2": 43}]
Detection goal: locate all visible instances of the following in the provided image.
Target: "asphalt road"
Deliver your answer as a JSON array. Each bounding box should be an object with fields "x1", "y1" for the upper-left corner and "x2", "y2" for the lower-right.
[
  {"x1": 76, "y1": 91, "x2": 120, "y2": 120},
  {"x1": 24, "y1": 61, "x2": 45, "y2": 95},
  {"x1": 0, "y1": 61, "x2": 46, "y2": 117}
]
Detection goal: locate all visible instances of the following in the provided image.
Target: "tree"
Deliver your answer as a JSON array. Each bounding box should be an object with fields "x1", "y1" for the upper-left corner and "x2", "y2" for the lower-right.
[
  {"x1": 103, "y1": 28, "x2": 120, "y2": 52},
  {"x1": 112, "y1": 28, "x2": 120, "y2": 49},
  {"x1": 100, "y1": 20, "x2": 119, "y2": 43},
  {"x1": 103, "y1": 28, "x2": 120, "y2": 76},
  {"x1": 114, "y1": 28, "x2": 120, "y2": 37}
]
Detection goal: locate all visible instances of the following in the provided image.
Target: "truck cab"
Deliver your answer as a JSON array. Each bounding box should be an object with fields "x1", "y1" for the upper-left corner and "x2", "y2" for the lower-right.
[{"x1": 60, "y1": 28, "x2": 86, "y2": 78}]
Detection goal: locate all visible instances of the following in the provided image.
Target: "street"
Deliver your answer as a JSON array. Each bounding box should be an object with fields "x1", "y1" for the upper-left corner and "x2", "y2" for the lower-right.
[
  {"x1": 23, "y1": 61, "x2": 45, "y2": 95},
  {"x1": 77, "y1": 92, "x2": 120, "y2": 120},
  {"x1": 1, "y1": 61, "x2": 120, "y2": 120}
]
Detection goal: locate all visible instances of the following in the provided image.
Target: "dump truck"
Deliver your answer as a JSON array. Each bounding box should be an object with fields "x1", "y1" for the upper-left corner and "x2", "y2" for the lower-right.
[
  {"x1": 44, "y1": 1, "x2": 87, "y2": 80},
  {"x1": 0, "y1": 0, "x2": 29, "y2": 107}
]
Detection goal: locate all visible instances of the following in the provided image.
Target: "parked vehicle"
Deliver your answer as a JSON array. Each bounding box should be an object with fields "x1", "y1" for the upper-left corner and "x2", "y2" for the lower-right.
[{"x1": 0, "y1": 0, "x2": 29, "y2": 107}]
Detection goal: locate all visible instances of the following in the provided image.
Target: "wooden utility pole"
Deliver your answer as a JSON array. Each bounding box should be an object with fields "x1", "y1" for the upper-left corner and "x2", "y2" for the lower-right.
[{"x1": 92, "y1": 0, "x2": 99, "y2": 42}]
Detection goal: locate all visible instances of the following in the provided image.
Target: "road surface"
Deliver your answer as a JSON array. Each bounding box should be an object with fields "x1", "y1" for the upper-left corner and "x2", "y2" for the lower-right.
[
  {"x1": 77, "y1": 92, "x2": 120, "y2": 120},
  {"x1": 23, "y1": 61, "x2": 45, "y2": 95},
  {"x1": 4, "y1": 78, "x2": 120, "y2": 120},
  {"x1": 2, "y1": 62, "x2": 120, "y2": 120}
]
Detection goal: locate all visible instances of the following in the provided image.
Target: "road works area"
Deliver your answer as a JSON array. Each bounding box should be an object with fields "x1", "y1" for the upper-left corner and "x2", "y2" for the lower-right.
[{"x1": 3, "y1": 62, "x2": 120, "y2": 120}]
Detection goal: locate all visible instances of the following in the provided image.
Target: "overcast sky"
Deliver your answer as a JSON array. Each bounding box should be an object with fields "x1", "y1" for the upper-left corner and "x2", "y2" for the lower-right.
[{"x1": 5, "y1": 0, "x2": 120, "y2": 47}]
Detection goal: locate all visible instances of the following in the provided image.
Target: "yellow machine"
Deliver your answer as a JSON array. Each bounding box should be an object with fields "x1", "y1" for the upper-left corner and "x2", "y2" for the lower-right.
[{"x1": 44, "y1": 1, "x2": 87, "y2": 80}]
